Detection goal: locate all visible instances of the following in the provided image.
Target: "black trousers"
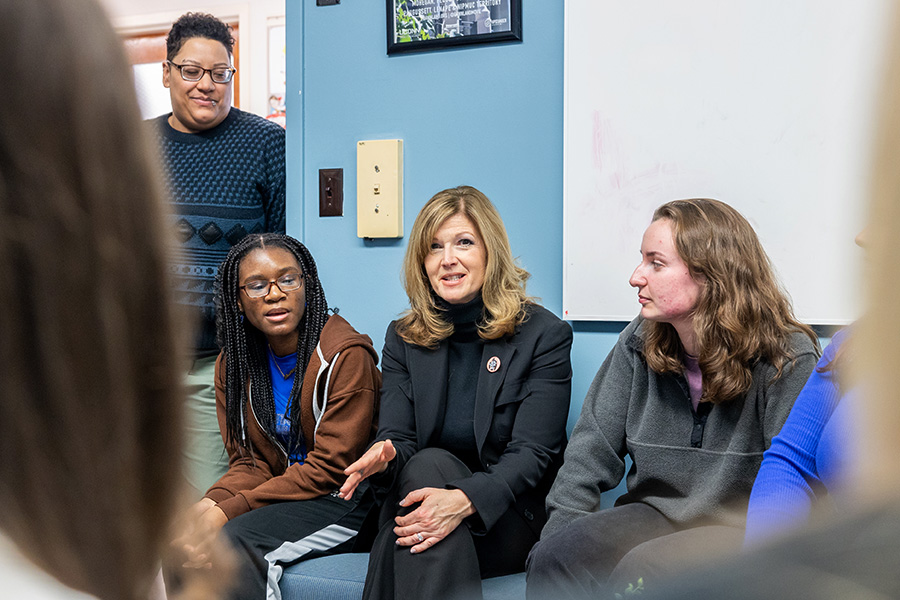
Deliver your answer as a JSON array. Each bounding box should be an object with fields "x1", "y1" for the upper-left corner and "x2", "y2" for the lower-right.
[
  {"x1": 221, "y1": 486, "x2": 374, "y2": 600},
  {"x1": 525, "y1": 502, "x2": 743, "y2": 599},
  {"x1": 362, "y1": 448, "x2": 537, "y2": 600}
]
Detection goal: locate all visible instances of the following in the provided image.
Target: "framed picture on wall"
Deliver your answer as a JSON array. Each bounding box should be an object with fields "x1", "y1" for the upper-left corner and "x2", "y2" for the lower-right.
[{"x1": 387, "y1": 0, "x2": 522, "y2": 55}]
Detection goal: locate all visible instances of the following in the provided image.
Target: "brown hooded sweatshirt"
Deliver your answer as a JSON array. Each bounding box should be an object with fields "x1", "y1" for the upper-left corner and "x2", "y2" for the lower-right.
[{"x1": 204, "y1": 315, "x2": 381, "y2": 519}]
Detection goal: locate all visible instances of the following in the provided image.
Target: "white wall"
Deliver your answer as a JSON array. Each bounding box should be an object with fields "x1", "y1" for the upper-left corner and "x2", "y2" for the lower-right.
[{"x1": 100, "y1": 0, "x2": 285, "y2": 118}]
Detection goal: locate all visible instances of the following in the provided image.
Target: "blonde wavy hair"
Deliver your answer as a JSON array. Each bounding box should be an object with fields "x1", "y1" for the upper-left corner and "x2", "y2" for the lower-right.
[
  {"x1": 855, "y1": 3, "x2": 900, "y2": 496},
  {"x1": 396, "y1": 186, "x2": 531, "y2": 347},
  {"x1": 642, "y1": 198, "x2": 818, "y2": 404}
]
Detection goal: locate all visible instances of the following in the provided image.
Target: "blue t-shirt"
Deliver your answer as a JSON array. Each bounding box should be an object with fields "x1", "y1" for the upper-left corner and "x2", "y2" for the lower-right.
[{"x1": 267, "y1": 350, "x2": 307, "y2": 464}]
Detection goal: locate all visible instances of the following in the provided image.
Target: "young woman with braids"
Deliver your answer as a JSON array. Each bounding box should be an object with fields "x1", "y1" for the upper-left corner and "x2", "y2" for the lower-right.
[
  {"x1": 171, "y1": 233, "x2": 380, "y2": 600},
  {"x1": 526, "y1": 198, "x2": 820, "y2": 599}
]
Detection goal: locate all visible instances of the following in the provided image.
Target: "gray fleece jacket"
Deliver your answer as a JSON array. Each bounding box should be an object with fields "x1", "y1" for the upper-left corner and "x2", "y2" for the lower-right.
[{"x1": 543, "y1": 316, "x2": 819, "y2": 539}]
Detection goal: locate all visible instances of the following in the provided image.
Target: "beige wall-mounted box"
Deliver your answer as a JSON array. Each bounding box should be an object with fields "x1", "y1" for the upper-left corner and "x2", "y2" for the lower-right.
[{"x1": 357, "y1": 139, "x2": 403, "y2": 238}]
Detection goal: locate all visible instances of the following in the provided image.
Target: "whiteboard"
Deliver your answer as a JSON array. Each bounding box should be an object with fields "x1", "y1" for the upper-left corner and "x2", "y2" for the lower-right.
[{"x1": 563, "y1": 0, "x2": 892, "y2": 324}]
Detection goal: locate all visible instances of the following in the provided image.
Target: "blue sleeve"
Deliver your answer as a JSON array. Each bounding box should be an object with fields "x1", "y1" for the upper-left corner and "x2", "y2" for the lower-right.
[{"x1": 743, "y1": 329, "x2": 846, "y2": 546}]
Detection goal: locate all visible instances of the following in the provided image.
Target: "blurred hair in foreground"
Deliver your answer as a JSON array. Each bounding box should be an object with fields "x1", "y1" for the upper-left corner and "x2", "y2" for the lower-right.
[{"x1": 0, "y1": 0, "x2": 230, "y2": 598}]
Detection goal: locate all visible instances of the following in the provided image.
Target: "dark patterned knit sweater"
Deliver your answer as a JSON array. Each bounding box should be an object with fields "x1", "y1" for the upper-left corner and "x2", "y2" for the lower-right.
[{"x1": 152, "y1": 108, "x2": 286, "y2": 356}]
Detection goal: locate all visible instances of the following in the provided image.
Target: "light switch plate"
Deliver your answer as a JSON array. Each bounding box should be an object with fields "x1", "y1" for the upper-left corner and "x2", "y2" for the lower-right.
[
  {"x1": 357, "y1": 139, "x2": 403, "y2": 238},
  {"x1": 318, "y1": 168, "x2": 343, "y2": 217}
]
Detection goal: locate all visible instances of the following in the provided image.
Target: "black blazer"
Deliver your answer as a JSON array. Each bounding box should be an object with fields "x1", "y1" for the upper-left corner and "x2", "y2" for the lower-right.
[{"x1": 375, "y1": 304, "x2": 573, "y2": 537}]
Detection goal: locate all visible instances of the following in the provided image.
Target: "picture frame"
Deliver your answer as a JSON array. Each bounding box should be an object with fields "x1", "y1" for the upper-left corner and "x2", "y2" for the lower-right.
[{"x1": 387, "y1": 0, "x2": 522, "y2": 55}]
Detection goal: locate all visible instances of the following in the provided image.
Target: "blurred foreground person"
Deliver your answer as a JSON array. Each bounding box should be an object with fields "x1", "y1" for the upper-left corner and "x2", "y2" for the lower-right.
[{"x1": 0, "y1": 0, "x2": 227, "y2": 598}]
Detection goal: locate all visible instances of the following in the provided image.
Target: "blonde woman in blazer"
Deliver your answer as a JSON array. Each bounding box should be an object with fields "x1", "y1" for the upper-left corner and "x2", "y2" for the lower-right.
[{"x1": 340, "y1": 186, "x2": 573, "y2": 600}]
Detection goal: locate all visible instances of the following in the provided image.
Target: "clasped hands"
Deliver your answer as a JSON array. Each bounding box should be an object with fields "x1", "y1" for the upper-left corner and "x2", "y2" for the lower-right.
[
  {"x1": 339, "y1": 440, "x2": 475, "y2": 554},
  {"x1": 171, "y1": 497, "x2": 228, "y2": 569}
]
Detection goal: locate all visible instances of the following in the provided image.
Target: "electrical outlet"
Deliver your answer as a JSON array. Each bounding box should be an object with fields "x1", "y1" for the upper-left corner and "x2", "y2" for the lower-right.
[{"x1": 319, "y1": 168, "x2": 343, "y2": 217}]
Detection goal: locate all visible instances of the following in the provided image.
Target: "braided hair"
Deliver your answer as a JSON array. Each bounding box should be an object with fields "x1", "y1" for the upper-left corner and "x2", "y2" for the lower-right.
[{"x1": 215, "y1": 233, "x2": 329, "y2": 457}]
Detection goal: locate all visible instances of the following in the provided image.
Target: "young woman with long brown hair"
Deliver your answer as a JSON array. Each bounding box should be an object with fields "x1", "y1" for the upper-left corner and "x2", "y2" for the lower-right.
[
  {"x1": 527, "y1": 198, "x2": 819, "y2": 598},
  {"x1": 641, "y1": 7, "x2": 900, "y2": 596}
]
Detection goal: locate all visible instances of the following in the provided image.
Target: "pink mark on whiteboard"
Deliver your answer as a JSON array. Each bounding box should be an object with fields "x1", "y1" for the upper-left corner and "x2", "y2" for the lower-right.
[{"x1": 591, "y1": 110, "x2": 675, "y2": 200}]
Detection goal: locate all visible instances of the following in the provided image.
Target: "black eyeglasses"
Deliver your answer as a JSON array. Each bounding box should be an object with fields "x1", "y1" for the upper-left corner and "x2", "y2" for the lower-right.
[
  {"x1": 240, "y1": 272, "x2": 304, "y2": 298},
  {"x1": 168, "y1": 60, "x2": 236, "y2": 84}
]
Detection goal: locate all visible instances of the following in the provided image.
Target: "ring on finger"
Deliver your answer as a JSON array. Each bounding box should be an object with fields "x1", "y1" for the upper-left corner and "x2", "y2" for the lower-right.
[{"x1": 415, "y1": 532, "x2": 424, "y2": 542}]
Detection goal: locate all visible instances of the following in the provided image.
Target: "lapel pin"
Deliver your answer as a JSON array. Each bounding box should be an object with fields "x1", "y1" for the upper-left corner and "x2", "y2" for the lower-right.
[{"x1": 486, "y1": 356, "x2": 501, "y2": 373}]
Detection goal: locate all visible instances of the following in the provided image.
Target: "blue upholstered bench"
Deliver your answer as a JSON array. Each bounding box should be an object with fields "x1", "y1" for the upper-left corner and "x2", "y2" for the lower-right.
[
  {"x1": 278, "y1": 470, "x2": 630, "y2": 599},
  {"x1": 280, "y1": 552, "x2": 526, "y2": 600}
]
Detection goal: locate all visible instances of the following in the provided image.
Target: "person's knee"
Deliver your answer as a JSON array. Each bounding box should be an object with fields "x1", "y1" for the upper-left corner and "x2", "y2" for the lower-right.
[
  {"x1": 609, "y1": 525, "x2": 743, "y2": 592},
  {"x1": 527, "y1": 528, "x2": 581, "y2": 576},
  {"x1": 607, "y1": 543, "x2": 649, "y2": 593},
  {"x1": 527, "y1": 537, "x2": 552, "y2": 570},
  {"x1": 527, "y1": 513, "x2": 643, "y2": 584},
  {"x1": 526, "y1": 531, "x2": 595, "y2": 600},
  {"x1": 405, "y1": 447, "x2": 458, "y2": 471},
  {"x1": 220, "y1": 513, "x2": 258, "y2": 555},
  {"x1": 398, "y1": 448, "x2": 467, "y2": 491}
]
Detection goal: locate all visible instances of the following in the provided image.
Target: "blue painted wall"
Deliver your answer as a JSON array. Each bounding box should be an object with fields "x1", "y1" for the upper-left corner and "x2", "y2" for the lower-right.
[
  {"x1": 284, "y1": 2, "x2": 831, "y2": 434},
  {"x1": 285, "y1": 0, "x2": 622, "y2": 429}
]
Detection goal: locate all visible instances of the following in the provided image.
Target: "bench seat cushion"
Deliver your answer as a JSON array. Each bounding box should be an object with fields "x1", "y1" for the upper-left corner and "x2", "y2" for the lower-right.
[{"x1": 280, "y1": 553, "x2": 526, "y2": 600}]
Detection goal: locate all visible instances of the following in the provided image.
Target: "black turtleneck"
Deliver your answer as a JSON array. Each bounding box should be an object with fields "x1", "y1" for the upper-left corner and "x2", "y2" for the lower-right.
[{"x1": 435, "y1": 295, "x2": 485, "y2": 473}]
